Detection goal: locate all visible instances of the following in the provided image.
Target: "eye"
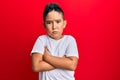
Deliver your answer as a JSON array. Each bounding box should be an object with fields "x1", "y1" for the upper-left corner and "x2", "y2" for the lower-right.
[
  {"x1": 46, "y1": 21, "x2": 52, "y2": 24},
  {"x1": 56, "y1": 20, "x2": 61, "y2": 23}
]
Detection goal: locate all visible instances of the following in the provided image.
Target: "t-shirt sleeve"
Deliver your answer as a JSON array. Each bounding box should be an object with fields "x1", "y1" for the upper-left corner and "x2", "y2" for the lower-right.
[
  {"x1": 30, "y1": 37, "x2": 44, "y2": 56},
  {"x1": 65, "y1": 36, "x2": 79, "y2": 58}
]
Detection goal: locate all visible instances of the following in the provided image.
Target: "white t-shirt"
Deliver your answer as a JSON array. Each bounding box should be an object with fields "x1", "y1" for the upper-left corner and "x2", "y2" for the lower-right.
[{"x1": 31, "y1": 35, "x2": 79, "y2": 80}]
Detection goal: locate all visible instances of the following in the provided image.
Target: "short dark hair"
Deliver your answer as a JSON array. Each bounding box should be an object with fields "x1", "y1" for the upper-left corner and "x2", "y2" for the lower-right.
[{"x1": 43, "y1": 3, "x2": 64, "y2": 21}]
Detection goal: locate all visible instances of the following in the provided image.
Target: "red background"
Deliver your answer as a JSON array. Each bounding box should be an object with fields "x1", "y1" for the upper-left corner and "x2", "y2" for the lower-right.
[{"x1": 0, "y1": 0, "x2": 120, "y2": 80}]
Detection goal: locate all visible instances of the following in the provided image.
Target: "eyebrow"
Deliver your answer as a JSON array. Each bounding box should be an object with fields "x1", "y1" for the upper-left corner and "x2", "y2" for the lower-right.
[{"x1": 45, "y1": 19, "x2": 62, "y2": 21}]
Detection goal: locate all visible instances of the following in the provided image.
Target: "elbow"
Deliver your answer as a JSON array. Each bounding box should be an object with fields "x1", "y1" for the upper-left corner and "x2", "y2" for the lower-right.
[
  {"x1": 32, "y1": 65, "x2": 41, "y2": 72},
  {"x1": 67, "y1": 56, "x2": 78, "y2": 71},
  {"x1": 69, "y1": 65, "x2": 76, "y2": 71},
  {"x1": 32, "y1": 64, "x2": 44, "y2": 72},
  {"x1": 68, "y1": 63, "x2": 77, "y2": 71},
  {"x1": 32, "y1": 66, "x2": 39, "y2": 72}
]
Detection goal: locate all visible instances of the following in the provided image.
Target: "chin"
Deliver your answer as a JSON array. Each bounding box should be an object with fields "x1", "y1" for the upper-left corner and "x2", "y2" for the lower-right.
[
  {"x1": 49, "y1": 33, "x2": 62, "y2": 39},
  {"x1": 52, "y1": 35, "x2": 60, "y2": 39}
]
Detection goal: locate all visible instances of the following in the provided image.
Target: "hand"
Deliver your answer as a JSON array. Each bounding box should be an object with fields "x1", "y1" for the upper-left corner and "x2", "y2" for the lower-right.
[{"x1": 63, "y1": 55, "x2": 66, "y2": 58}]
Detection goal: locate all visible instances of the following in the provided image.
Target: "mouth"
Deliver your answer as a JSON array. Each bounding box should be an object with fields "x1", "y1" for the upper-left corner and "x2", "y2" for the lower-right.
[{"x1": 52, "y1": 31, "x2": 58, "y2": 34}]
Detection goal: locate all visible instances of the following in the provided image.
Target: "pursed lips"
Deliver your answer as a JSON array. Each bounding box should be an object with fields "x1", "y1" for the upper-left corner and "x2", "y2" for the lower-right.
[{"x1": 52, "y1": 30, "x2": 58, "y2": 34}]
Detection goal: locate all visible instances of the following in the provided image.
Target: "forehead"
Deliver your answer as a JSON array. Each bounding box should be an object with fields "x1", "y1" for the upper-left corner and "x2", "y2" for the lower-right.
[{"x1": 45, "y1": 10, "x2": 63, "y2": 20}]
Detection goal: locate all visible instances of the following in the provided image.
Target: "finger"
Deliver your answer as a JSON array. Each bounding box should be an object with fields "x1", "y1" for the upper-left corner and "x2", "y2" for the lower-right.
[
  {"x1": 63, "y1": 55, "x2": 66, "y2": 57},
  {"x1": 44, "y1": 46, "x2": 47, "y2": 49},
  {"x1": 45, "y1": 47, "x2": 49, "y2": 51}
]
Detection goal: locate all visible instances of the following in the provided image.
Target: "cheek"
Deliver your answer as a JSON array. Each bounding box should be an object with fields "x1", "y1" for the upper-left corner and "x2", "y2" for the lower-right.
[
  {"x1": 45, "y1": 26, "x2": 50, "y2": 30},
  {"x1": 58, "y1": 23, "x2": 64, "y2": 29},
  {"x1": 59, "y1": 28, "x2": 64, "y2": 33},
  {"x1": 46, "y1": 27, "x2": 52, "y2": 32}
]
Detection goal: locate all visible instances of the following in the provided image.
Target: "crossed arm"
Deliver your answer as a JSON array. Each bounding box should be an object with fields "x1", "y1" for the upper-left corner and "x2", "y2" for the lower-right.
[{"x1": 32, "y1": 47, "x2": 78, "y2": 72}]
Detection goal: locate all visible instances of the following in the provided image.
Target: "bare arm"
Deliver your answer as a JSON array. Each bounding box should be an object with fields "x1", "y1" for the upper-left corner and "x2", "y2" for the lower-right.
[
  {"x1": 32, "y1": 52, "x2": 55, "y2": 72},
  {"x1": 43, "y1": 48, "x2": 78, "y2": 71}
]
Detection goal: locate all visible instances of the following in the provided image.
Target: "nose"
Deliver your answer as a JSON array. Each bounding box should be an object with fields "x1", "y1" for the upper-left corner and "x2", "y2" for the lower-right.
[{"x1": 52, "y1": 22, "x2": 56, "y2": 29}]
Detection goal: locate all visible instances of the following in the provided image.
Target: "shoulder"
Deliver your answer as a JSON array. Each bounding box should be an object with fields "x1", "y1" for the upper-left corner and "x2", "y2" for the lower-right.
[
  {"x1": 64, "y1": 35, "x2": 76, "y2": 41},
  {"x1": 37, "y1": 35, "x2": 47, "y2": 40},
  {"x1": 35, "y1": 35, "x2": 48, "y2": 43}
]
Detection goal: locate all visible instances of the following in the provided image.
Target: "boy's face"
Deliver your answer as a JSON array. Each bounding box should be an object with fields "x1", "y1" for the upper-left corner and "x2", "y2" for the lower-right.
[{"x1": 44, "y1": 10, "x2": 66, "y2": 40}]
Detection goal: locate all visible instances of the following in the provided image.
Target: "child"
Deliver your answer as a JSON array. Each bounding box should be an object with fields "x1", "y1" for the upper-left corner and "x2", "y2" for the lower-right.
[{"x1": 31, "y1": 3, "x2": 79, "y2": 80}]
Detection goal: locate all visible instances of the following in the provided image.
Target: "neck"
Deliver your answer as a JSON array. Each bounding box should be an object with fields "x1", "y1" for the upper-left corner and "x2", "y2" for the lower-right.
[{"x1": 48, "y1": 35, "x2": 63, "y2": 40}]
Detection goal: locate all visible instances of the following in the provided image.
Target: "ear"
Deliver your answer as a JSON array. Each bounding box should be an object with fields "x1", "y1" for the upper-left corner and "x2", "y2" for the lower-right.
[{"x1": 63, "y1": 20, "x2": 67, "y2": 28}]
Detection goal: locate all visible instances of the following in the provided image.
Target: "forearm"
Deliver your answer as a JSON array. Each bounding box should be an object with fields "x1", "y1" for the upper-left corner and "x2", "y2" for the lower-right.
[
  {"x1": 44, "y1": 55, "x2": 76, "y2": 71},
  {"x1": 32, "y1": 61, "x2": 55, "y2": 72}
]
